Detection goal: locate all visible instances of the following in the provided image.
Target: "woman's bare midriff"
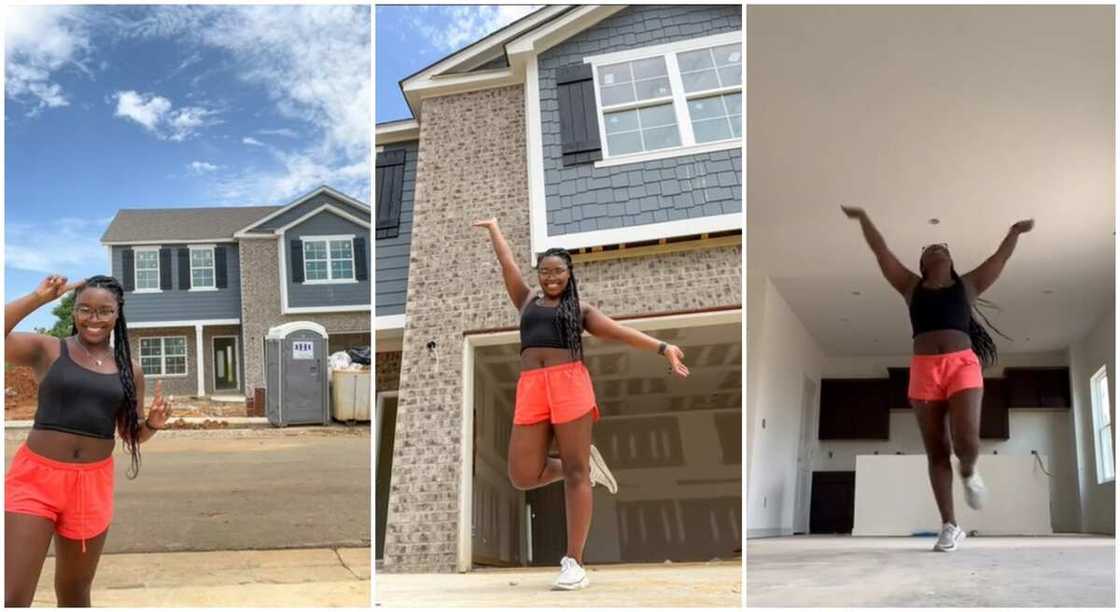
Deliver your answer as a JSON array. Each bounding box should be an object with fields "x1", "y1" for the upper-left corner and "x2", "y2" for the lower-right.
[
  {"x1": 913, "y1": 329, "x2": 972, "y2": 355},
  {"x1": 520, "y1": 347, "x2": 578, "y2": 371},
  {"x1": 25, "y1": 428, "x2": 115, "y2": 463}
]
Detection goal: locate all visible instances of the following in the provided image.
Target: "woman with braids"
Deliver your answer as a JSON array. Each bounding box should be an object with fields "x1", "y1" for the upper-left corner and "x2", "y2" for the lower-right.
[
  {"x1": 841, "y1": 206, "x2": 1034, "y2": 552},
  {"x1": 473, "y1": 218, "x2": 689, "y2": 590},
  {"x1": 5, "y1": 274, "x2": 172, "y2": 606}
]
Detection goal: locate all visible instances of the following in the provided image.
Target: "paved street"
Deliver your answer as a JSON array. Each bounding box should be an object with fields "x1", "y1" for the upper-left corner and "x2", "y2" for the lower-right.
[{"x1": 5, "y1": 427, "x2": 370, "y2": 554}]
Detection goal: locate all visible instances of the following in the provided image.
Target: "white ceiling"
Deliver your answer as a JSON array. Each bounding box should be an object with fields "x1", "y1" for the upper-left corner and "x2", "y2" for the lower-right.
[{"x1": 747, "y1": 6, "x2": 1115, "y2": 356}]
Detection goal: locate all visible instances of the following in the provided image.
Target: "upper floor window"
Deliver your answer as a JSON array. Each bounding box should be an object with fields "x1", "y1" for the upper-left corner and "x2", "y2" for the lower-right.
[
  {"x1": 190, "y1": 246, "x2": 216, "y2": 289},
  {"x1": 589, "y1": 31, "x2": 742, "y2": 164},
  {"x1": 303, "y1": 236, "x2": 355, "y2": 283},
  {"x1": 134, "y1": 247, "x2": 160, "y2": 291},
  {"x1": 1091, "y1": 366, "x2": 1114, "y2": 484}
]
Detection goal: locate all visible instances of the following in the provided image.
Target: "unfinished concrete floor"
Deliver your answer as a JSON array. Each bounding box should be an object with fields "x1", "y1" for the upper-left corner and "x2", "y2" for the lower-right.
[
  {"x1": 747, "y1": 535, "x2": 1114, "y2": 607},
  {"x1": 374, "y1": 560, "x2": 742, "y2": 607}
]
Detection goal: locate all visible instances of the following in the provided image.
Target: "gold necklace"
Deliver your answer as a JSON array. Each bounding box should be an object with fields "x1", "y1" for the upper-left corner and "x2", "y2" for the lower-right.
[{"x1": 75, "y1": 337, "x2": 111, "y2": 367}]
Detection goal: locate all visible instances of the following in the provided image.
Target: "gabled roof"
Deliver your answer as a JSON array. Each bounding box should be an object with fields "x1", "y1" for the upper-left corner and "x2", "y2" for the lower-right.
[
  {"x1": 100, "y1": 185, "x2": 370, "y2": 245},
  {"x1": 234, "y1": 185, "x2": 370, "y2": 236},
  {"x1": 101, "y1": 206, "x2": 281, "y2": 244},
  {"x1": 376, "y1": 4, "x2": 625, "y2": 141}
]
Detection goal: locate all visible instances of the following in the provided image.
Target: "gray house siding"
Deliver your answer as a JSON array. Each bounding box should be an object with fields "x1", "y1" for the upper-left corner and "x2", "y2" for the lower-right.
[
  {"x1": 250, "y1": 192, "x2": 370, "y2": 234},
  {"x1": 375, "y1": 141, "x2": 417, "y2": 317},
  {"x1": 538, "y1": 5, "x2": 742, "y2": 236},
  {"x1": 112, "y1": 244, "x2": 242, "y2": 323},
  {"x1": 285, "y1": 211, "x2": 372, "y2": 308}
]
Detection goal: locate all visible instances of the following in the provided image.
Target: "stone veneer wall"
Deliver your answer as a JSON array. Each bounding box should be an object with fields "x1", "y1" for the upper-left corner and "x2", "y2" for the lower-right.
[
  {"x1": 237, "y1": 239, "x2": 370, "y2": 395},
  {"x1": 381, "y1": 85, "x2": 741, "y2": 572}
]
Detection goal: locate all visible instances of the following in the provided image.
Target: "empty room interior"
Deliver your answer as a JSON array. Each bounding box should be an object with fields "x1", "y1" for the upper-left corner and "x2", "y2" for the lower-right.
[{"x1": 745, "y1": 5, "x2": 1115, "y2": 607}]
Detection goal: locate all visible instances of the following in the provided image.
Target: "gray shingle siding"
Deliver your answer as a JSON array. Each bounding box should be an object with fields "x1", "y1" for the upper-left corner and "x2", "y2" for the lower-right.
[
  {"x1": 112, "y1": 244, "x2": 242, "y2": 323},
  {"x1": 539, "y1": 5, "x2": 742, "y2": 236},
  {"x1": 285, "y1": 211, "x2": 372, "y2": 309},
  {"x1": 375, "y1": 141, "x2": 417, "y2": 317},
  {"x1": 250, "y1": 192, "x2": 370, "y2": 233}
]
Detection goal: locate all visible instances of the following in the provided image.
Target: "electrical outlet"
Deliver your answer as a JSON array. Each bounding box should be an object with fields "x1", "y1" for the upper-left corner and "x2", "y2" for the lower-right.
[
  {"x1": 763, "y1": 496, "x2": 767, "y2": 508},
  {"x1": 1031, "y1": 450, "x2": 1038, "y2": 455},
  {"x1": 762, "y1": 418, "x2": 766, "y2": 429}
]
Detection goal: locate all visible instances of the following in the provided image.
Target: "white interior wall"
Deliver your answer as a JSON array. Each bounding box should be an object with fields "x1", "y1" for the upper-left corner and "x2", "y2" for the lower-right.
[
  {"x1": 812, "y1": 352, "x2": 1080, "y2": 532},
  {"x1": 1069, "y1": 306, "x2": 1116, "y2": 535},
  {"x1": 746, "y1": 275, "x2": 825, "y2": 537}
]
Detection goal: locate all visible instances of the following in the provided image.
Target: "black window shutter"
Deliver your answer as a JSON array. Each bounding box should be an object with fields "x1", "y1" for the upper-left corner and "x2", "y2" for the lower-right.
[
  {"x1": 353, "y1": 237, "x2": 368, "y2": 282},
  {"x1": 121, "y1": 249, "x2": 135, "y2": 292},
  {"x1": 215, "y1": 246, "x2": 228, "y2": 289},
  {"x1": 177, "y1": 248, "x2": 191, "y2": 290},
  {"x1": 556, "y1": 63, "x2": 603, "y2": 166},
  {"x1": 290, "y1": 240, "x2": 304, "y2": 283},
  {"x1": 375, "y1": 149, "x2": 405, "y2": 239},
  {"x1": 159, "y1": 248, "x2": 172, "y2": 290}
]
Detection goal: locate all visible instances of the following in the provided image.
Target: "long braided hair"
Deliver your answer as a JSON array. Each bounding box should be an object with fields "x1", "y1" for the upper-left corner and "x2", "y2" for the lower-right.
[
  {"x1": 919, "y1": 262, "x2": 1009, "y2": 369},
  {"x1": 70, "y1": 275, "x2": 142, "y2": 478},
  {"x1": 540, "y1": 248, "x2": 584, "y2": 362}
]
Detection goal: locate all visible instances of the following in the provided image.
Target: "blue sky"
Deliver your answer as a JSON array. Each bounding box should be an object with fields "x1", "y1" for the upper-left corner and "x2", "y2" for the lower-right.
[
  {"x1": 375, "y1": 5, "x2": 540, "y2": 123},
  {"x1": 5, "y1": 5, "x2": 371, "y2": 331}
]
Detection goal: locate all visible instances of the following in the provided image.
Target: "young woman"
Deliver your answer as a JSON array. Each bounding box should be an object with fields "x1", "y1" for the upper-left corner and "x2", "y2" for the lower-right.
[
  {"x1": 5, "y1": 274, "x2": 172, "y2": 606},
  {"x1": 841, "y1": 206, "x2": 1033, "y2": 552},
  {"x1": 473, "y1": 218, "x2": 689, "y2": 590}
]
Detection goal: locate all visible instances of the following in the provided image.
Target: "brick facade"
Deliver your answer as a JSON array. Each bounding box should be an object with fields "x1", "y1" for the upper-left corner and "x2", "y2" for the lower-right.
[
  {"x1": 376, "y1": 351, "x2": 402, "y2": 393},
  {"x1": 237, "y1": 239, "x2": 371, "y2": 396},
  {"x1": 126, "y1": 327, "x2": 198, "y2": 398},
  {"x1": 381, "y1": 85, "x2": 741, "y2": 572}
]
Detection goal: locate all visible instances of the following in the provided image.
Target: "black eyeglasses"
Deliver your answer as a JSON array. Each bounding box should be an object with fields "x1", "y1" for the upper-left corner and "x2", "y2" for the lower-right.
[{"x1": 75, "y1": 306, "x2": 118, "y2": 320}]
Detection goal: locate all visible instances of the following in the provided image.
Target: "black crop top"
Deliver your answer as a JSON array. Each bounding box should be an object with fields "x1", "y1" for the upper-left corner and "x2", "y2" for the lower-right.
[
  {"x1": 908, "y1": 280, "x2": 971, "y2": 337},
  {"x1": 33, "y1": 338, "x2": 125, "y2": 440},
  {"x1": 520, "y1": 297, "x2": 578, "y2": 352}
]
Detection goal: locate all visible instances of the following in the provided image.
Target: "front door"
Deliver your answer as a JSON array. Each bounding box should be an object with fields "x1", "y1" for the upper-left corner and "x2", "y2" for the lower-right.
[{"x1": 213, "y1": 337, "x2": 238, "y2": 391}]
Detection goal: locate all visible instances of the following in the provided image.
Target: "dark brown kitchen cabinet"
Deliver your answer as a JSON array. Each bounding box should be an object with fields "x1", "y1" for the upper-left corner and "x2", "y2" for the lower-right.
[
  {"x1": 979, "y1": 378, "x2": 1009, "y2": 439},
  {"x1": 1004, "y1": 367, "x2": 1071, "y2": 408},
  {"x1": 810, "y1": 471, "x2": 856, "y2": 534},
  {"x1": 819, "y1": 379, "x2": 890, "y2": 440},
  {"x1": 887, "y1": 367, "x2": 910, "y2": 409}
]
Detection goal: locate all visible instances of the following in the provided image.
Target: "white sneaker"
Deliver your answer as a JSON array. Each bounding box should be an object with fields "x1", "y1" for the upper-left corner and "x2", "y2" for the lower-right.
[
  {"x1": 588, "y1": 444, "x2": 618, "y2": 494},
  {"x1": 933, "y1": 522, "x2": 965, "y2": 552},
  {"x1": 962, "y1": 472, "x2": 988, "y2": 510},
  {"x1": 552, "y1": 556, "x2": 590, "y2": 590}
]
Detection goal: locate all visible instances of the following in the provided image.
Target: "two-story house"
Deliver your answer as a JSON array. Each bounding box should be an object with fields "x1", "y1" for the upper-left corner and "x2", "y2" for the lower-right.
[
  {"x1": 375, "y1": 5, "x2": 743, "y2": 573},
  {"x1": 101, "y1": 185, "x2": 371, "y2": 401}
]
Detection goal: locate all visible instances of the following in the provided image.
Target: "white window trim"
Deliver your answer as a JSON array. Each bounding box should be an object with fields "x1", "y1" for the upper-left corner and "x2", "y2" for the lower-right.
[
  {"x1": 301, "y1": 234, "x2": 357, "y2": 284},
  {"x1": 210, "y1": 334, "x2": 240, "y2": 392},
  {"x1": 127, "y1": 318, "x2": 240, "y2": 329},
  {"x1": 139, "y1": 336, "x2": 189, "y2": 378},
  {"x1": 1090, "y1": 365, "x2": 1114, "y2": 484},
  {"x1": 132, "y1": 246, "x2": 162, "y2": 293},
  {"x1": 188, "y1": 244, "x2": 217, "y2": 291},
  {"x1": 585, "y1": 30, "x2": 743, "y2": 167}
]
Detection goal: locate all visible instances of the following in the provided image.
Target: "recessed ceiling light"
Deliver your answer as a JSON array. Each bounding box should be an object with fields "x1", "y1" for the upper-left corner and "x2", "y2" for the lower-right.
[
  {"x1": 929, "y1": 218, "x2": 940, "y2": 225},
  {"x1": 840, "y1": 317, "x2": 850, "y2": 322},
  {"x1": 1042, "y1": 289, "x2": 1054, "y2": 294},
  {"x1": 851, "y1": 290, "x2": 861, "y2": 296}
]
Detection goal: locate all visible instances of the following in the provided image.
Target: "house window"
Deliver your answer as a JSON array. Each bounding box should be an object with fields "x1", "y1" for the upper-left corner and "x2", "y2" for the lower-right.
[
  {"x1": 1090, "y1": 366, "x2": 1114, "y2": 484},
  {"x1": 590, "y1": 32, "x2": 743, "y2": 161},
  {"x1": 303, "y1": 237, "x2": 354, "y2": 282},
  {"x1": 190, "y1": 247, "x2": 215, "y2": 289},
  {"x1": 140, "y1": 337, "x2": 187, "y2": 377},
  {"x1": 135, "y1": 248, "x2": 160, "y2": 291}
]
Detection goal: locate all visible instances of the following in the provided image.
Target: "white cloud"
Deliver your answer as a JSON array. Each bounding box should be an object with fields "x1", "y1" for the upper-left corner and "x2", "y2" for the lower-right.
[
  {"x1": 257, "y1": 128, "x2": 299, "y2": 138},
  {"x1": 5, "y1": 217, "x2": 110, "y2": 275},
  {"x1": 409, "y1": 5, "x2": 541, "y2": 53},
  {"x1": 116, "y1": 6, "x2": 370, "y2": 203},
  {"x1": 215, "y1": 150, "x2": 369, "y2": 205},
  {"x1": 5, "y1": 5, "x2": 92, "y2": 115},
  {"x1": 242, "y1": 136, "x2": 265, "y2": 147},
  {"x1": 113, "y1": 90, "x2": 219, "y2": 141},
  {"x1": 189, "y1": 161, "x2": 219, "y2": 174}
]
